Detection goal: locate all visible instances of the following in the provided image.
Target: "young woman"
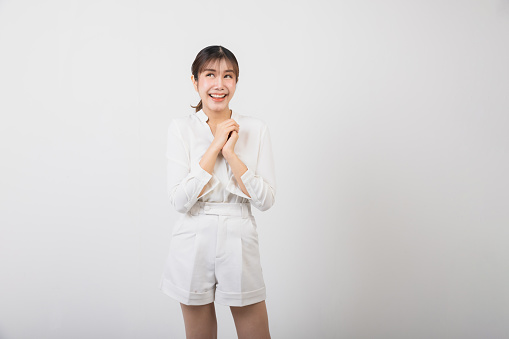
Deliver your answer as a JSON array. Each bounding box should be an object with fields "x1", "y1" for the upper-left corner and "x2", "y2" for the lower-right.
[{"x1": 159, "y1": 45, "x2": 276, "y2": 339}]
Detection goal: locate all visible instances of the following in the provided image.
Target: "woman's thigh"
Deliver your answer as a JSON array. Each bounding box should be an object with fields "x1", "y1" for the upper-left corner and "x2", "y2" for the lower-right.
[
  {"x1": 180, "y1": 302, "x2": 217, "y2": 339},
  {"x1": 230, "y1": 301, "x2": 271, "y2": 339}
]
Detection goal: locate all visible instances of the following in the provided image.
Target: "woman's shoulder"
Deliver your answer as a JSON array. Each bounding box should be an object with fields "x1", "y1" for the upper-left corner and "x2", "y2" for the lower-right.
[{"x1": 234, "y1": 111, "x2": 269, "y2": 130}]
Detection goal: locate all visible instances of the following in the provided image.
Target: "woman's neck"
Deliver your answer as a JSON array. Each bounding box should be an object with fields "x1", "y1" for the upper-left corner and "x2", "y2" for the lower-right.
[{"x1": 203, "y1": 108, "x2": 232, "y2": 125}]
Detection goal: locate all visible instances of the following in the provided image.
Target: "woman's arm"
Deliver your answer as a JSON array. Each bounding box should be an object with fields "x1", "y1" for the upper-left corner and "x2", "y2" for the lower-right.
[
  {"x1": 222, "y1": 152, "x2": 251, "y2": 198},
  {"x1": 224, "y1": 124, "x2": 276, "y2": 211},
  {"x1": 197, "y1": 144, "x2": 222, "y2": 198},
  {"x1": 166, "y1": 120, "x2": 220, "y2": 213}
]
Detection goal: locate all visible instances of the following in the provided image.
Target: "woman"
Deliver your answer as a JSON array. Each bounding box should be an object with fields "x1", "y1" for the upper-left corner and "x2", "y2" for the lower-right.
[{"x1": 160, "y1": 45, "x2": 276, "y2": 339}]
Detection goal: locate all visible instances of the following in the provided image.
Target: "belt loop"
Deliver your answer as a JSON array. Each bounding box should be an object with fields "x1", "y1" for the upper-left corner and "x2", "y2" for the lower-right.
[{"x1": 241, "y1": 204, "x2": 248, "y2": 219}]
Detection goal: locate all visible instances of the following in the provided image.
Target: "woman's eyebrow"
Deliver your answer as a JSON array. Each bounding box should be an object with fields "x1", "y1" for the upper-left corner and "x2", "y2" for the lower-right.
[{"x1": 203, "y1": 69, "x2": 234, "y2": 73}]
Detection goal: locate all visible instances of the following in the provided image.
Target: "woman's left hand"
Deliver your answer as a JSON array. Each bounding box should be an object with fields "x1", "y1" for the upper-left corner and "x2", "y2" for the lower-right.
[{"x1": 221, "y1": 130, "x2": 239, "y2": 157}]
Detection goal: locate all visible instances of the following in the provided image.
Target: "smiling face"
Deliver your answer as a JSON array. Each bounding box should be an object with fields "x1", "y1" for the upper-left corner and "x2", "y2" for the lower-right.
[{"x1": 191, "y1": 58, "x2": 237, "y2": 114}]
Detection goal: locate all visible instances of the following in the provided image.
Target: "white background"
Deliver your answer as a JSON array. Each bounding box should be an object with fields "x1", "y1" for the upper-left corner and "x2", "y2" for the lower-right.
[{"x1": 1, "y1": 0, "x2": 508, "y2": 338}]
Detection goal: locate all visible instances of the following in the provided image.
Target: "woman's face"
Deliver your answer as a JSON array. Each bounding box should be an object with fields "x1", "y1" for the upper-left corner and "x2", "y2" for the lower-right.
[{"x1": 192, "y1": 58, "x2": 237, "y2": 113}]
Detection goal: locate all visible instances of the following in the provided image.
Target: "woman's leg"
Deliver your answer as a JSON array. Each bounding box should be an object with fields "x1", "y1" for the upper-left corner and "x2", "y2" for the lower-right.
[
  {"x1": 230, "y1": 300, "x2": 271, "y2": 339},
  {"x1": 180, "y1": 302, "x2": 217, "y2": 339}
]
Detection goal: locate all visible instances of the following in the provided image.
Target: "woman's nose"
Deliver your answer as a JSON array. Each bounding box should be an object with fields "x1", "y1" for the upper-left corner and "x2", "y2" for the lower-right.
[{"x1": 214, "y1": 76, "x2": 223, "y2": 88}]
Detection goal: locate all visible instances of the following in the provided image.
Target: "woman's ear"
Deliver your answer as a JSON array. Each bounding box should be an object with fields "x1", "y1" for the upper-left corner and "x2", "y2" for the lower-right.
[{"x1": 191, "y1": 74, "x2": 198, "y2": 92}]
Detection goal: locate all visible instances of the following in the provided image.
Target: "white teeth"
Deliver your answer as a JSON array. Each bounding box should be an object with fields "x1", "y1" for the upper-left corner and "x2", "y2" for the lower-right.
[{"x1": 210, "y1": 94, "x2": 226, "y2": 98}]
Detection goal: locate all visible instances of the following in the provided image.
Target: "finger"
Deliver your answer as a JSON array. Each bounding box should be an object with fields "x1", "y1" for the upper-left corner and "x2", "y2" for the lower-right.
[{"x1": 227, "y1": 121, "x2": 239, "y2": 129}]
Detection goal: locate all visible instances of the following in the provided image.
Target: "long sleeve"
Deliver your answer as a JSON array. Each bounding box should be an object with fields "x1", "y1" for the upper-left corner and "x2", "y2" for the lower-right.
[
  {"x1": 225, "y1": 124, "x2": 276, "y2": 211},
  {"x1": 166, "y1": 120, "x2": 219, "y2": 214}
]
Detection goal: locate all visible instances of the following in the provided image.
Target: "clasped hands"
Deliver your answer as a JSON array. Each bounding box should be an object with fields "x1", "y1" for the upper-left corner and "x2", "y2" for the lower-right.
[{"x1": 211, "y1": 118, "x2": 240, "y2": 160}]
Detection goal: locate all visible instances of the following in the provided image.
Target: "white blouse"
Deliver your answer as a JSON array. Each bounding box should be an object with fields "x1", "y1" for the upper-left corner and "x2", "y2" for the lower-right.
[{"x1": 166, "y1": 109, "x2": 276, "y2": 214}]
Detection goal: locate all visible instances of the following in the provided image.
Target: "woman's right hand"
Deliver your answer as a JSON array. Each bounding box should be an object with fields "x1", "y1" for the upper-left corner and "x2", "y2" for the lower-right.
[{"x1": 211, "y1": 119, "x2": 239, "y2": 151}]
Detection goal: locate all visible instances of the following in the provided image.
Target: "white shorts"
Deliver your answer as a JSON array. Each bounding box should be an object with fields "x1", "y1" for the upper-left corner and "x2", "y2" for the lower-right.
[{"x1": 159, "y1": 202, "x2": 266, "y2": 307}]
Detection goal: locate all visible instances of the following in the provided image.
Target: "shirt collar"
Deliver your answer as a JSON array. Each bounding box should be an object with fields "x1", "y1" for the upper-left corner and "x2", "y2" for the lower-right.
[{"x1": 196, "y1": 109, "x2": 236, "y2": 123}]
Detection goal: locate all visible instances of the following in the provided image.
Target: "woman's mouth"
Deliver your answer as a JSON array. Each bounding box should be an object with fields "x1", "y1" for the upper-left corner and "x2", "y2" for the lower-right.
[{"x1": 209, "y1": 94, "x2": 227, "y2": 102}]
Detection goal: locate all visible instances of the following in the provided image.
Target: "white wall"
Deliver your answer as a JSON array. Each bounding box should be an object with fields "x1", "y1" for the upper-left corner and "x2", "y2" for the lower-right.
[{"x1": 1, "y1": 0, "x2": 508, "y2": 338}]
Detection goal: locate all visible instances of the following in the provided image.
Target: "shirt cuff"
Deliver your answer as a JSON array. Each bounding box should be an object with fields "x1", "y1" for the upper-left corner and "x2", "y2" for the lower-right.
[
  {"x1": 193, "y1": 162, "x2": 213, "y2": 183},
  {"x1": 225, "y1": 168, "x2": 255, "y2": 200},
  {"x1": 183, "y1": 163, "x2": 219, "y2": 211},
  {"x1": 193, "y1": 162, "x2": 220, "y2": 200},
  {"x1": 198, "y1": 173, "x2": 220, "y2": 199}
]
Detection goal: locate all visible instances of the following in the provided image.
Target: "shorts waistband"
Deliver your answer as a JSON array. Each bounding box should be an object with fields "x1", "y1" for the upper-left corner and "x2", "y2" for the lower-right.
[{"x1": 189, "y1": 202, "x2": 252, "y2": 218}]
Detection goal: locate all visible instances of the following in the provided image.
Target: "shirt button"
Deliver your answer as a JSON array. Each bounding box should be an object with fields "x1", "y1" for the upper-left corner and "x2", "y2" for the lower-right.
[{"x1": 204, "y1": 206, "x2": 211, "y2": 211}]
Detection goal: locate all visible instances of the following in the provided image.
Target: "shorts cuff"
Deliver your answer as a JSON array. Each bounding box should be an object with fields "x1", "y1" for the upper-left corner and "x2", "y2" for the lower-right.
[
  {"x1": 159, "y1": 278, "x2": 214, "y2": 306},
  {"x1": 215, "y1": 286, "x2": 266, "y2": 307}
]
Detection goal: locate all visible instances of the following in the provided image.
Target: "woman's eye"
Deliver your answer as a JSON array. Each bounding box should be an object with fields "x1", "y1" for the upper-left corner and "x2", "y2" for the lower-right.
[{"x1": 205, "y1": 73, "x2": 232, "y2": 78}]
